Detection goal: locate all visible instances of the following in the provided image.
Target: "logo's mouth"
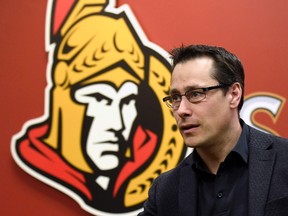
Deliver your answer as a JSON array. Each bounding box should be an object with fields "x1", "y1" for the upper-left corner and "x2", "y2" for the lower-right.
[{"x1": 93, "y1": 140, "x2": 119, "y2": 144}]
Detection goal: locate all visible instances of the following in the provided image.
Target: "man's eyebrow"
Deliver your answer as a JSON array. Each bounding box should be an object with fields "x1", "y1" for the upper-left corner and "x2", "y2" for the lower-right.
[
  {"x1": 169, "y1": 89, "x2": 178, "y2": 94},
  {"x1": 169, "y1": 85, "x2": 202, "y2": 94}
]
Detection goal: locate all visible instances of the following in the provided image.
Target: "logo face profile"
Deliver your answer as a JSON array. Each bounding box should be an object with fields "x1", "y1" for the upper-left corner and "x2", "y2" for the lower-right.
[{"x1": 11, "y1": 0, "x2": 186, "y2": 215}]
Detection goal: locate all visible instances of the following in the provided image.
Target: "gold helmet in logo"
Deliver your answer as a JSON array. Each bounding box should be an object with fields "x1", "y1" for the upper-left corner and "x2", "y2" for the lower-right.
[{"x1": 45, "y1": 0, "x2": 146, "y2": 173}]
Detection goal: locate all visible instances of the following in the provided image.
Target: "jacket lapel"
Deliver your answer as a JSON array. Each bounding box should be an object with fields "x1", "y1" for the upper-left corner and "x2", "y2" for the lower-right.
[
  {"x1": 248, "y1": 128, "x2": 276, "y2": 216},
  {"x1": 179, "y1": 158, "x2": 198, "y2": 216}
]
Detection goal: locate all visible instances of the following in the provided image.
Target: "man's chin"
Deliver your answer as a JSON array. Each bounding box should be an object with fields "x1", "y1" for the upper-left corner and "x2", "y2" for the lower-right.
[{"x1": 183, "y1": 137, "x2": 201, "y2": 148}]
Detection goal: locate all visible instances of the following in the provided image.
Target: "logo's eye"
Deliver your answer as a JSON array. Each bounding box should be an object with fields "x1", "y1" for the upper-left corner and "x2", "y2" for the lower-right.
[
  {"x1": 121, "y1": 94, "x2": 137, "y2": 105},
  {"x1": 88, "y1": 93, "x2": 112, "y2": 105}
]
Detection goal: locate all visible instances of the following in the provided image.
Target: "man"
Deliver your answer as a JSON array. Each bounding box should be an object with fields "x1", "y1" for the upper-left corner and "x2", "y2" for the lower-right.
[{"x1": 138, "y1": 44, "x2": 288, "y2": 216}]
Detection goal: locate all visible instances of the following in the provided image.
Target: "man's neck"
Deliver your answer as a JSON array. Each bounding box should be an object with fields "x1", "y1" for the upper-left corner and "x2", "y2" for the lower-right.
[{"x1": 196, "y1": 121, "x2": 242, "y2": 174}]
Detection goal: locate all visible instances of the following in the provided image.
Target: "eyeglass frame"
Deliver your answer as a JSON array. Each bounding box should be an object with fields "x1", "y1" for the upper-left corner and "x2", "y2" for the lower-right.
[{"x1": 162, "y1": 84, "x2": 230, "y2": 110}]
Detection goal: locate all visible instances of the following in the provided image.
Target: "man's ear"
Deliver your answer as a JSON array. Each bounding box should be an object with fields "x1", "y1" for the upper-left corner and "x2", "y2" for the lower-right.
[{"x1": 229, "y1": 82, "x2": 242, "y2": 108}]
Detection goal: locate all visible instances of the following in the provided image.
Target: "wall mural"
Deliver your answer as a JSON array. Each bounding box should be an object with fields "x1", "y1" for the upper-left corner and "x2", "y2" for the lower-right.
[{"x1": 11, "y1": 0, "x2": 186, "y2": 215}]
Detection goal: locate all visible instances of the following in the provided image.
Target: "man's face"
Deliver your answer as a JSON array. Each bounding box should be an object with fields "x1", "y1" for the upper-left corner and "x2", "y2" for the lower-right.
[
  {"x1": 170, "y1": 57, "x2": 233, "y2": 149},
  {"x1": 75, "y1": 82, "x2": 138, "y2": 171}
]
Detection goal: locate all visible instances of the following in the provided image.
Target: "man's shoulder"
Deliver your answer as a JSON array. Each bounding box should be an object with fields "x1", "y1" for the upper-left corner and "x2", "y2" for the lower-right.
[{"x1": 248, "y1": 125, "x2": 288, "y2": 149}]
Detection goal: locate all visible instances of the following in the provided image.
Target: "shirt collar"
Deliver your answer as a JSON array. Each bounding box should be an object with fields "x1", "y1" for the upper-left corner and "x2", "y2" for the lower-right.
[{"x1": 232, "y1": 119, "x2": 249, "y2": 163}]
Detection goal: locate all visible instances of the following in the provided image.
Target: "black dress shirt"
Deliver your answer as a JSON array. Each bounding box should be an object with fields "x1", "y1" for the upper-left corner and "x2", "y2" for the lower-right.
[{"x1": 192, "y1": 122, "x2": 249, "y2": 216}]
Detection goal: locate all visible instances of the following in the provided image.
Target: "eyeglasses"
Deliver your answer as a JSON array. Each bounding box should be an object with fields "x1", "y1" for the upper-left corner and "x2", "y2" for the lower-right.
[{"x1": 163, "y1": 84, "x2": 229, "y2": 110}]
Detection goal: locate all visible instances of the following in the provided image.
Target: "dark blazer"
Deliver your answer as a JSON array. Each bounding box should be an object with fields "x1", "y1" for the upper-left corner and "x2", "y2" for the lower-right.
[{"x1": 138, "y1": 125, "x2": 288, "y2": 216}]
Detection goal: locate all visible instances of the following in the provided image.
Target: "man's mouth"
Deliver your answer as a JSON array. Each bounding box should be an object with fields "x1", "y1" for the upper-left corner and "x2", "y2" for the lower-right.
[{"x1": 180, "y1": 124, "x2": 199, "y2": 133}]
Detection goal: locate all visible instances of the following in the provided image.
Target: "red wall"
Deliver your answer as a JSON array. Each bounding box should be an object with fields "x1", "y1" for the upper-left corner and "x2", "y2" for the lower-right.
[{"x1": 2, "y1": 0, "x2": 288, "y2": 215}]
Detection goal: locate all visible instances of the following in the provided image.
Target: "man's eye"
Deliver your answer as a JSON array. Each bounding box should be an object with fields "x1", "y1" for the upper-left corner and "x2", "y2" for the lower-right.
[
  {"x1": 171, "y1": 94, "x2": 181, "y2": 102},
  {"x1": 187, "y1": 91, "x2": 203, "y2": 98}
]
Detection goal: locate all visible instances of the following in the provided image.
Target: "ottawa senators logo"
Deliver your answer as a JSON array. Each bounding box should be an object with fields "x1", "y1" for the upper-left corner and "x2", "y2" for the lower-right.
[{"x1": 11, "y1": 0, "x2": 187, "y2": 215}]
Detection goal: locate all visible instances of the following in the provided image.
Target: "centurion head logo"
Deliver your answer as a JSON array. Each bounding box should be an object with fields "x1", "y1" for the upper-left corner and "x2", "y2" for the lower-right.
[{"x1": 11, "y1": 0, "x2": 187, "y2": 215}]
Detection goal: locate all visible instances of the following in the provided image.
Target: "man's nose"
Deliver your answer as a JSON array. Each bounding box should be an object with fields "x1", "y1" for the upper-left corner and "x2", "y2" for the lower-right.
[{"x1": 176, "y1": 96, "x2": 193, "y2": 117}]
